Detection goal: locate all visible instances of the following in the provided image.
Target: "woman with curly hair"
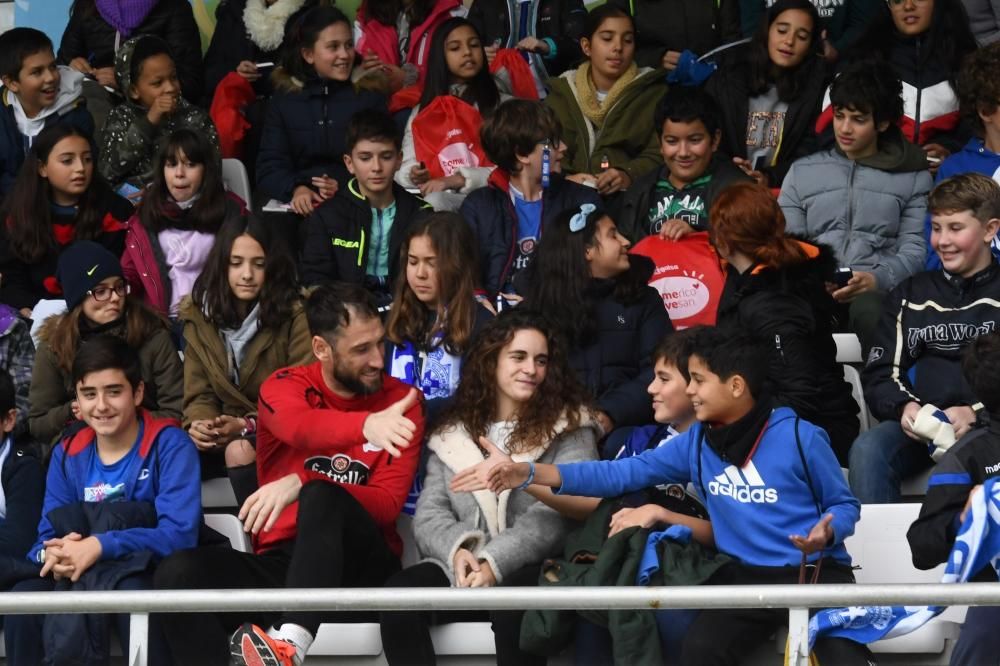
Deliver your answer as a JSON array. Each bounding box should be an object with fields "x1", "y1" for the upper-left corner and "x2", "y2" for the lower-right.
[{"x1": 379, "y1": 308, "x2": 599, "y2": 666}]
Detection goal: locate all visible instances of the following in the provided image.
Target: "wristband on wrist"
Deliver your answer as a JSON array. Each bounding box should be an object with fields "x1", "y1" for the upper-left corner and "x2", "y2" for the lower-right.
[{"x1": 518, "y1": 461, "x2": 536, "y2": 490}]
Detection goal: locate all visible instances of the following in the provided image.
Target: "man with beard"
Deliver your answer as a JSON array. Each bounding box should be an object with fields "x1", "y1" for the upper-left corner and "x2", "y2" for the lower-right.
[{"x1": 154, "y1": 282, "x2": 424, "y2": 666}]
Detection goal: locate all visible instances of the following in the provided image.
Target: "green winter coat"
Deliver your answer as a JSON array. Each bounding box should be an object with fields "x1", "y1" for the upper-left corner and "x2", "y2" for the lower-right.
[
  {"x1": 179, "y1": 296, "x2": 313, "y2": 428},
  {"x1": 544, "y1": 67, "x2": 668, "y2": 182},
  {"x1": 98, "y1": 35, "x2": 219, "y2": 189}
]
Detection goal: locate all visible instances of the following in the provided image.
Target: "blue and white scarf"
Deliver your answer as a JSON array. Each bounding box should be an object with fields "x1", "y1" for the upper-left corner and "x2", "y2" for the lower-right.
[
  {"x1": 390, "y1": 333, "x2": 463, "y2": 515},
  {"x1": 809, "y1": 477, "x2": 1000, "y2": 648}
]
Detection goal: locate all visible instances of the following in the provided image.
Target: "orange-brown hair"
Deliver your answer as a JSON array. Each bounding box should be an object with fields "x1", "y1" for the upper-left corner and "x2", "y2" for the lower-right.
[{"x1": 709, "y1": 182, "x2": 808, "y2": 270}]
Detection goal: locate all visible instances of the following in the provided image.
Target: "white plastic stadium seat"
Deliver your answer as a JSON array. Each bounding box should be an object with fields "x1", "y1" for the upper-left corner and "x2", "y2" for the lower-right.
[
  {"x1": 834, "y1": 333, "x2": 864, "y2": 364},
  {"x1": 843, "y1": 364, "x2": 872, "y2": 433},
  {"x1": 203, "y1": 513, "x2": 252, "y2": 553},
  {"x1": 202, "y1": 477, "x2": 238, "y2": 508},
  {"x1": 221, "y1": 158, "x2": 252, "y2": 205}
]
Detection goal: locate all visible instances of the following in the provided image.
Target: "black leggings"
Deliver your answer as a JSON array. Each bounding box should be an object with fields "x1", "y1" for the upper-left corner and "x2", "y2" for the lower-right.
[
  {"x1": 681, "y1": 560, "x2": 876, "y2": 666},
  {"x1": 154, "y1": 481, "x2": 400, "y2": 665},
  {"x1": 380, "y1": 561, "x2": 546, "y2": 666}
]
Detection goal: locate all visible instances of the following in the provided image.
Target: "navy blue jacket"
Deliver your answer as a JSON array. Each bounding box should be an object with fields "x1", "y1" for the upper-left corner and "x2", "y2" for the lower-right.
[
  {"x1": 0, "y1": 437, "x2": 43, "y2": 585},
  {"x1": 0, "y1": 88, "x2": 94, "y2": 200},
  {"x1": 459, "y1": 172, "x2": 601, "y2": 297},
  {"x1": 256, "y1": 73, "x2": 387, "y2": 202}
]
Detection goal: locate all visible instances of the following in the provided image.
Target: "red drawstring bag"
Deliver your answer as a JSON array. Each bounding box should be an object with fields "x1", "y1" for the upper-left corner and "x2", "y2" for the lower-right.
[
  {"x1": 389, "y1": 84, "x2": 423, "y2": 114},
  {"x1": 630, "y1": 232, "x2": 725, "y2": 329},
  {"x1": 489, "y1": 48, "x2": 539, "y2": 100},
  {"x1": 411, "y1": 96, "x2": 494, "y2": 180},
  {"x1": 209, "y1": 72, "x2": 256, "y2": 159}
]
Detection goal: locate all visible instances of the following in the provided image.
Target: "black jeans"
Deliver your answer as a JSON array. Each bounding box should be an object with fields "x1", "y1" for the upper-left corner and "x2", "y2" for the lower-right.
[
  {"x1": 681, "y1": 559, "x2": 876, "y2": 665},
  {"x1": 154, "y1": 481, "x2": 400, "y2": 665},
  {"x1": 380, "y1": 561, "x2": 546, "y2": 666}
]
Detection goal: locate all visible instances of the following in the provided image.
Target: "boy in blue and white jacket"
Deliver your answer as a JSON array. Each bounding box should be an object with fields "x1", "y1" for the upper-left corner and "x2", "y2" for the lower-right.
[
  {"x1": 483, "y1": 326, "x2": 872, "y2": 666},
  {"x1": 5, "y1": 335, "x2": 199, "y2": 666}
]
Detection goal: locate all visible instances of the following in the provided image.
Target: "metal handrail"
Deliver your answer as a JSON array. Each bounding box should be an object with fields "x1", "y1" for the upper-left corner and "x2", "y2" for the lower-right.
[{"x1": 1, "y1": 583, "x2": 992, "y2": 666}]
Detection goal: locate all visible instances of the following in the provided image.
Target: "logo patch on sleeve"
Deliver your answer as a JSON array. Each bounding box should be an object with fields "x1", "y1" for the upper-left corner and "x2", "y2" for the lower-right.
[{"x1": 304, "y1": 454, "x2": 371, "y2": 485}]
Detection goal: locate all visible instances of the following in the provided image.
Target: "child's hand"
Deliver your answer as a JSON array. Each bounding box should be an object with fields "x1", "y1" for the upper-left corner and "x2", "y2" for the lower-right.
[
  {"x1": 54, "y1": 535, "x2": 103, "y2": 582},
  {"x1": 147, "y1": 92, "x2": 179, "y2": 125},
  {"x1": 379, "y1": 64, "x2": 407, "y2": 92},
  {"x1": 486, "y1": 461, "x2": 530, "y2": 493},
  {"x1": 69, "y1": 57, "x2": 93, "y2": 75},
  {"x1": 732, "y1": 157, "x2": 768, "y2": 187},
  {"x1": 361, "y1": 50, "x2": 383, "y2": 70},
  {"x1": 420, "y1": 174, "x2": 464, "y2": 195},
  {"x1": 484, "y1": 44, "x2": 499, "y2": 66},
  {"x1": 595, "y1": 167, "x2": 630, "y2": 195},
  {"x1": 311, "y1": 174, "x2": 338, "y2": 200},
  {"x1": 789, "y1": 513, "x2": 834, "y2": 555},
  {"x1": 658, "y1": 219, "x2": 695, "y2": 241},
  {"x1": 409, "y1": 163, "x2": 431, "y2": 186},
  {"x1": 450, "y1": 436, "x2": 513, "y2": 493},
  {"x1": 212, "y1": 415, "x2": 248, "y2": 444},
  {"x1": 595, "y1": 410, "x2": 615, "y2": 435},
  {"x1": 661, "y1": 50, "x2": 682, "y2": 70},
  {"x1": 189, "y1": 419, "x2": 220, "y2": 451},
  {"x1": 831, "y1": 271, "x2": 876, "y2": 302},
  {"x1": 453, "y1": 548, "x2": 480, "y2": 587},
  {"x1": 468, "y1": 560, "x2": 497, "y2": 588},
  {"x1": 516, "y1": 37, "x2": 550, "y2": 55},
  {"x1": 291, "y1": 185, "x2": 323, "y2": 216},
  {"x1": 944, "y1": 405, "x2": 977, "y2": 439},
  {"x1": 900, "y1": 401, "x2": 923, "y2": 441},
  {"x1": 923, "y1": 143, "x2": 949, "y2": 174},
  {"x1": 608, "y1": 504, "x2": 668, "y2": 537},
  {"x1": 93, "y1": 67, "x2": 116, "y2": 88},
  {"x1": 70, "y1": 400, "x2": 81, "y2": 420},
  {"x1": 236, "y1": 60, "x2": 261, "y2": 82}
]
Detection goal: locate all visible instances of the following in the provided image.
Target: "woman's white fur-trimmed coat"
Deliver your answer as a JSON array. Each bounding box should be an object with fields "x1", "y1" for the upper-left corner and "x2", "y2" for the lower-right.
[{"x1": 413, "y1": 414, "x2": 599, "y2": 584}]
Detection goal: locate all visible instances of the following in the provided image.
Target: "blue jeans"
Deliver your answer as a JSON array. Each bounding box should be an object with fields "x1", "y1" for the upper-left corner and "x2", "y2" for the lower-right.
[{"x1": 848, "y1": 421, "x2": 934, "y2": 503}]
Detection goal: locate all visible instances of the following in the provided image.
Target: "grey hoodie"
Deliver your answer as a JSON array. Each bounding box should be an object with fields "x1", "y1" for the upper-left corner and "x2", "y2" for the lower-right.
[
  {"x1": 98, "y1": 35, "x2": 219, "y2": 188},
  {"x1": 778, "y1": 128, "x2": 932, "y2": 291}
]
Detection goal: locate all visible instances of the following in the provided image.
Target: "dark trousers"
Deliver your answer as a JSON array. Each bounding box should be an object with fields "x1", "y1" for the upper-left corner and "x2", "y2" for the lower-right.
[
  {"x1": 951, "y1": 605, "x2": 1000, "y2": 665},
  {"x1": 154, "y1": 481, "x2": 400, "y2": 665},
  {"x1": 681, "y1": 560, "x2": 875, "y2": 666},
  {"x1": 380, "y1": 561, "x2": 545, "y2": 666},
  {"x1": 5, "y1": 572, "x2": 169, "y2": 666}
]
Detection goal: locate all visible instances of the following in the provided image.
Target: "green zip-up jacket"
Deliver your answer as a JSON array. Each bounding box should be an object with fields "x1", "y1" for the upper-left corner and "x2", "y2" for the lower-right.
[
  {"x1": 544, "y1": 67, "x2": 668, "y2": 182},
  {"x1": 299, "y1": 178, "x2": 431, "y2": 287}
]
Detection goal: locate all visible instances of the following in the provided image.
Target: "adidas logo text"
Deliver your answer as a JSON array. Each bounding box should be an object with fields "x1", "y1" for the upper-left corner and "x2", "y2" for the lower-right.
[{"x1": 707, "y1": 461, "x2": 779, "y2": 504}]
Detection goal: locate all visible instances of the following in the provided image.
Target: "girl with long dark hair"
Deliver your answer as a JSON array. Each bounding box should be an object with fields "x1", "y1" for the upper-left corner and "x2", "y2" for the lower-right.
[
  {"x1": 704, "y1": 0, "x2": 829, "y2": 188},
  {"x1": 0, "y1": 124, "x2": 131, "y2": 315},
  {"x1": 379, "y1": 309, "x2": 599, "y2": 666},
  {"x1": 711, "y1": 181, "x2": 859, "y2": 464},
  {"x1": 181, "y1": 215, "x2": 311, "y2": 505},
  {"x1": 395, "y1": 17, "x2": 504, "y2": 210},
  {"x1": 122, "y1": 129, "x2": 247, "y2": 320},
  {"x1": 519, "y1": 204, "x2": 671, "y2": 432},
  {"x1": 385, "y1": 213, "x2": 493, "y2": 419}
]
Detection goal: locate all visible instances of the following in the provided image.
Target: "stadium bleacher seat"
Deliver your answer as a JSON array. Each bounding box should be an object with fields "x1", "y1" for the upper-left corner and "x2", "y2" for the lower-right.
[
  {"x1": 834, "y1": 333, "x2": 864, "y2": 364},
  {"x1": 221, "y1": 158, "x2": 252, "y2": 205},
  {"x1": 844, "y1": 364, "x2": 872, "y2": 433}
]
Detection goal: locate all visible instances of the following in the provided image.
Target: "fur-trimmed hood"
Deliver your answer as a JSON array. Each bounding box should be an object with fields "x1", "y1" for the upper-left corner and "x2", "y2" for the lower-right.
[
  {"x1": 428, "y1": 411, "x2": 598, "y2": 537},
  {"x1": 243, "y1": 0, "x2": 308, "y2": 51}
]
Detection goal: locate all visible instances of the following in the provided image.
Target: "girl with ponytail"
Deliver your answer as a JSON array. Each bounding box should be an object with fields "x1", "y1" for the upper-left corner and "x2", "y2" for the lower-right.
[{"x1": 711, "y1": 182, "x2": 859, "y2": 464}]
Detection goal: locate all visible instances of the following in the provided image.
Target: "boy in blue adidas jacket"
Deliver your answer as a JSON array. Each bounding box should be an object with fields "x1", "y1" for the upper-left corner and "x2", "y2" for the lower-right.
[
  {"x1": 6, "y1": 335, "x2": 199, "y2": 666},
  {"x1": 484, "y1": 326, "x2": 871, "y2": 665}
]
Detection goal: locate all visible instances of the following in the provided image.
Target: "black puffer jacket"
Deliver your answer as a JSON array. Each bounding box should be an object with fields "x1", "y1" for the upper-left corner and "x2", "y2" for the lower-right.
[
  {"x1": 57, "y1": 0, "x2": 204, "y2": 103},
  {"x1": 0, "y1": 443, "x2": 43, "y2": 589},
  {"x1": 703, "y1": 45, "x2": 829, "y2": 188},
  {"x1": 255, "y1": 71, "x2": 387, "y2": 201},
  {"x1": 609, "y1": 0, "x2": 742, "y2": 68},
  {"x1": 460, "y1": 172, "x2": 601, "y2": 297},
  {"x1": 520, "y1": 255, "x2": 673, "y2": 428},
  {"x1": 716, "y1": 242, "x2": 858, "y2": 464}
]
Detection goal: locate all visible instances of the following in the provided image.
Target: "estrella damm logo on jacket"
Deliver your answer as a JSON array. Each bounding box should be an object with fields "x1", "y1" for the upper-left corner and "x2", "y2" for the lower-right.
[
  {"x1": 304, "y1": 454, "x2": 370, "y2": 485},
  {"x1": 707, "y1": 461, "x2": 778, "y2": 504}
]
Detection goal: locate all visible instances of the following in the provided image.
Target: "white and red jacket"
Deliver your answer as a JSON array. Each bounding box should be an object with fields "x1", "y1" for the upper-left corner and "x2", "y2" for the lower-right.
[{"x1": 255, "y1": 362, "x2": 424, "y2": 557}]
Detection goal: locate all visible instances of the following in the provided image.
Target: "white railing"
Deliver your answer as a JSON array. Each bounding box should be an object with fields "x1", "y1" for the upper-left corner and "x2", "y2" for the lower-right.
[{"x1": 4, "y1": 583, "x2": 998, "y2": 666}]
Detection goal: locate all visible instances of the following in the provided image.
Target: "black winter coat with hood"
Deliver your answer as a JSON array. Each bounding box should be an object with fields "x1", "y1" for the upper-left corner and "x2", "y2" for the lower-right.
[
  {"x1": 716, "y1": 241, "x2": 859, "y2": 465},
  {"x1": 255, "y1": 70, "x2": 387, "y2": 202},
  {"x1": 57, "y1": 0, "x2": 204, "y2": 104}
]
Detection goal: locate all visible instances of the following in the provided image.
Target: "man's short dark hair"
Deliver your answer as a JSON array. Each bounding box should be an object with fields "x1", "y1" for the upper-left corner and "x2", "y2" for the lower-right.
[
  {"x1": 0, "y1": 28, "x2": 54, "y2": 82},
  {"x1": 0, "y1": 372, "x2": 16, "y2": 415},
  {"x1": 480, "y1": 99, "x2": 562, "y2": 174},
  {"x1": 653, "y1": 87, "x2": 721, "y2": 137},
  {"x1": 688, "y1": 326, "x2": 767, "y2": 398},
  {"x1": 829, "y1": 59, "x2": 904, "y2": 128},
  {"x1": 652, "y1": 329, "x2": 698, "y2": 382},
  {"x1": 345, "y1": 110, "x2": 401, "y2": 153},
  {"x1": 72, "y1": 335, "x2": 143, "y2": 389},
  {"x1": 963, "y1": 332, "x2": 1000, "y2": 415},
  {"x1": 306, "y1": 283, "x2": 380, "y2": 340}
]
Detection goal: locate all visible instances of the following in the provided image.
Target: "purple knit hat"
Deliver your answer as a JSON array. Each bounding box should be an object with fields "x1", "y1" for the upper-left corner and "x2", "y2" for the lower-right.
[{"x1": 95, "y1": 0, "x2": 160, "y2": 38}]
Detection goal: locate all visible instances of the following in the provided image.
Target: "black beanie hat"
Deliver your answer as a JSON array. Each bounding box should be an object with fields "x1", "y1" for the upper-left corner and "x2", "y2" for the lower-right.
[{"x1": 56, "y1": 241, "x2": 124, "y2": 311}]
